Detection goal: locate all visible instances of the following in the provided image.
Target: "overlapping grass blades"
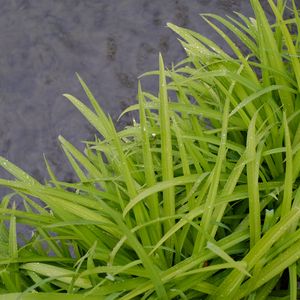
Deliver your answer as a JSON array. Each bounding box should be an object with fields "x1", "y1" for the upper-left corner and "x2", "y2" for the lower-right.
[{"x1": 1, "y1": 0, "x2": 300, "y2": 298}]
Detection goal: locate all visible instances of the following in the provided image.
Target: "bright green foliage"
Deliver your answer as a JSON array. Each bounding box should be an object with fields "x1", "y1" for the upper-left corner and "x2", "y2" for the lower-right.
[{"x1": 1, "y1": 0, "x2": 300, "y2": 299}]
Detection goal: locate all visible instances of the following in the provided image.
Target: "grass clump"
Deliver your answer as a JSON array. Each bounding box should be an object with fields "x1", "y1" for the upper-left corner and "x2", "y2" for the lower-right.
[{"x1": 1, "y1": 0, "x2": 300, "y2": 299}]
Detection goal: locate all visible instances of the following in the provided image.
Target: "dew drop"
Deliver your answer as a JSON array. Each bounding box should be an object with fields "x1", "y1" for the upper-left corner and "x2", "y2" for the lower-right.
[{"x1": 106, "y1": 273, "x2": 115, "y2": 281}]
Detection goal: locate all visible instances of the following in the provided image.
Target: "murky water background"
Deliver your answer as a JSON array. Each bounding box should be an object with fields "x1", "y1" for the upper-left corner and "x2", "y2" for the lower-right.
[{"x1": 0, "y1": 0, "x2": 295, "y2": 191}]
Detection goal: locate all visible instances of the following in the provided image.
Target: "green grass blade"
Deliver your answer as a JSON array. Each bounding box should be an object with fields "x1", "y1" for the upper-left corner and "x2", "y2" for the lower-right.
[
  {"x1": 76, "y1": 73, "x2": 106, "y2": 118},
  {"x1": 158, "y1": 54, "x2": 176, "y2": 260},
  {"x1": 193, "y1": 82, "x2": 230, "y2": 256},
  {"x1": 138, "y1": 81, "x2": 160, "y2": 221},
  {"x1": 268, "y1": 0, "x2": 300, "y2": 90},
  {"x1": 246, "y1": 111, "x2": 261, "y2": 248},
  {"x1": 213, "y1": 208, "x2": 300, "y2": 298},
  {"x1": 281, "y1": 113, "x2": 293, "y2": 217},
  {"x1": 123, "y1": 174, "x2": 203, "y2": 217},
  {"x1": 63, "y1": 93, "x2": 110, "y2": 139},
  {"x1": 250, "y1": 0, "x2": 294, "y2": 116},
  {"x1": 237, "y1": 238, "x2": 300, "y2": 298},
  {"x1": 0, "y1": 156, "x2": 39, "y2": 185},
  {"x1": 229, "y1": 85, "x2": 295, "y2": 117},
  {"x1": 206, "y1": 241, "x2": 251, "y2": 277},
  {"x1": 21, "y1": 262, "x2": 92, "y2": 289}
]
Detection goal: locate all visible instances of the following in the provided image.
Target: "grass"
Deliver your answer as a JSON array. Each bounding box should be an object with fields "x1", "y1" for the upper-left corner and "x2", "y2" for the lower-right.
[{"x1": 0, "y1": 0, "x2": 300, "y2": 298}]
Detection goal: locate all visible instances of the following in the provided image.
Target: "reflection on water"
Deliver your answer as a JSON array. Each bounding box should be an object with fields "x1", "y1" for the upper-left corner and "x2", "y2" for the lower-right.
[{"x1": 0, "y1": 0, "x2": 263, "y2": 186}]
